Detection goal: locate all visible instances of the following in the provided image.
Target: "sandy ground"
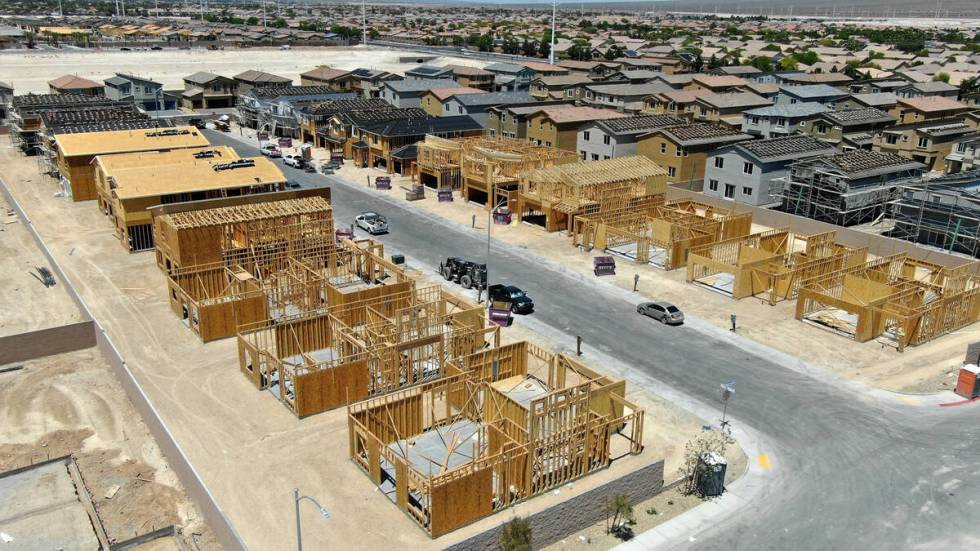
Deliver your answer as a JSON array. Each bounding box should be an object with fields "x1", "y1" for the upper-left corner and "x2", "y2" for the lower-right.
[
  {"x1": 0, "y1": 348, "x2": 212, "y2": 548},
  {"x1": 0, "y1": 45, "x2": 487, "y2": 94},
  {"x1": 0, "y1": 193, "x2": 83, "y2": 337},
  {"x1": 324, "y1": 156, "x2": 977, "y2": 395},
  {"x1": 0, "y1": 136, "x2": 740, "y2": 550}
]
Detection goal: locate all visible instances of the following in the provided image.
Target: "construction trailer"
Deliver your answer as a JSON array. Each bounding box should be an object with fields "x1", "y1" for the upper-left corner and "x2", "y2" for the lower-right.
[
  {"x1": 153, "y1": 194, "x2": 334, "y2": 273},
  {"x1": 415, "y1": 135, "x2": 577, "y2": 206},
  {"x1": 348, "y1": 340, "x2": 645, "y2": 537},
  {"x1": 780, "y1": 150, "x2": 926, "y2": 227},
  {"x1": 52, "y1": 126, "x2": 211, "y2": 202},
  {"x1": 573, "y1": 198, "x2": 753, "y2": 270},
  {"x1": 99, "y1": 152, "x2": 287, "y2": 252},
  {"x1": 168, "y1": 238, "x2": 410, "y2": 342},
  {"x1": 795, "y1": 254, "x2": 980, "y2": 351},
  {"x1": 516, "y1": 155, "x2": 669, "y2": 232},
  {"x1": 237, "y1": 285, "x2": 496, "y2": 417},
  {"x1": 687, "y1": 229, "x2": 869, "y2": 303}
]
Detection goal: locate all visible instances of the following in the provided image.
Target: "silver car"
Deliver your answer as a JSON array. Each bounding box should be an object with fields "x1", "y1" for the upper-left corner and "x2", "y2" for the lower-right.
[
  {"x1": 637, "y1": 301, "x2": 684, "y2": 325},
  {"x1": 355, "y1": 212, "x2": 388, "y2": 235}
]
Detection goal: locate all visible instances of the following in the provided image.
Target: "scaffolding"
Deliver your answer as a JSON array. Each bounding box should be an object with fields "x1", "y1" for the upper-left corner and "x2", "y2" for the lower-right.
[
  {"x1": 888, "y1": 171, "x2": 980, "y2": 258},
  {"x1": 780, "y1": 151, "x2": 925, "y2": 227}
]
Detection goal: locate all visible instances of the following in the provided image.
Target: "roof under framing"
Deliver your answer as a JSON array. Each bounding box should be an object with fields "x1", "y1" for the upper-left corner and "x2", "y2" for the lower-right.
[{"x1": 163, "y1": 196, "x2": 333, "y2": 230}]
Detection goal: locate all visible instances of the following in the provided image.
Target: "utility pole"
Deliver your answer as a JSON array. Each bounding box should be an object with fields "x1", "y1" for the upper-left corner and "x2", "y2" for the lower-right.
[
  {"x1": 200, "y1": 0, "x2": 205, "y2": 21},
  {"x1": 549, "y1": 0, "x2": 556, "y2": 64},
  {"x1": 262, "y1": 0, "x2": 267, "y2": 28},
  {"x1": 361, "y1": 0, "x2": 367, "y2": 46}
]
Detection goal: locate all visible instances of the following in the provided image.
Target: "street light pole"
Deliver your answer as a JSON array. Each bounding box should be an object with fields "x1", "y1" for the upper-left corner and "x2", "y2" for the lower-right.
[
  {"x1": 294, "y1": 488, "x2": 330, "y2": 551},
  {"x1": 485, "y1": 196, "x2": 507, "y2": 303},
  {"x1": 549, "y1": 0, "x2": 557, "y2": 64}
]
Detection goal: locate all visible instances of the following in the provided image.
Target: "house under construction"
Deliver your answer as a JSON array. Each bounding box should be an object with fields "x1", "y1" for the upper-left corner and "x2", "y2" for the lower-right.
[
  {"x1": 516, "y1": 155, "x2": 669, "y2": 232},
  {"x1": 7, "y1": 93, "x2": 123, "y2": 156},
  {"x1": 888, "y1": 170, "x2": 980, "y2": 258},
  {"x1": 795, "y1": 254, "x2": 980, "y2": 351},
  {"x1": 686, "y1": 229, "x2": 868, "y2": 304},
  {"x1": 415, "y1": 135, "x2": 577, "y2": 206},
  {"x1": 236, "y1": 285, "x2": 496, "y2": 417},
  {"x1": 573, "y1": 199, "x2": 753, "y2": 270},
  {"x1": 781, "y1": 150, "x2": 926, "y2": 226},
  {"x1": 168, "y1": 238, "x2": 410, "y2": 342},
  {"x1": 348, "y1": 340, "x2": 644, "y2": 537}
]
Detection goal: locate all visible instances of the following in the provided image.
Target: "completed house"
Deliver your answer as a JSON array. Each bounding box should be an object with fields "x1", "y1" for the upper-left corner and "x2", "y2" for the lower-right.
[
  {"x1": 801, "y1": 108, "x2": 897, "y2": 150},
  {"x1": 889, "y1": 96, "x2": 974, "y2": 124},
  {"x1": 580, "y1": 82, "x2": 674, "y2": 113},
  {"x1": 233, "y1": 70, "x2": 291, "y2": 96},
  {"x1": 181, "y1": 72, "x2": 235, "y2": 109},
  {"x1": 485, "y1": 101, "x2": 572, "y2": 140},
  {"x1": 894, "y1": 81, "x2": 960, "y2": 99},
  {"x1": 483, "y1": 62, "x2": 537, "y2": 91},
  {"x1": 692, "y1": 91, "x2": 773, "y2": 127},
  {"x1": 525, "y1": 106, "x2": 624, "y2": 151},
  {"x1": 380, "y1": 78, "x2": 457, "y2": 108},
  {"x1": 945, "y1": 135, "x2": 980, "y2": 173},
  {"x1": 703, "y1": 135, "x2": 838, "y2": 206},
  {"x1": 440, "y1": 91, "x2": 534, "y2": 127},
  {"x1": 48, "y1": 74, "x2": 103, "y2": 96},
  {"x1": 104, "y1": 73, "x2": 174, "y2": 111},
  {"x1": 872, "y1": 120, "x2": 979, "y2": 172},
  {"x1": 577, "y1": 114, "x2": 685, "y2": 161},
  {"x1": 636, "y1": 122, "x2": 753, "y2": 183},
  {"x1": 742, "y1": 102, "x2": 828, "y2": 139},
  {"x1": 529, "y1": 74, "x2": 592, "y2": 100},
  {"x1": 775, "y1": 84, "x2": 848, "y2": 106},
  {"x1": 299, "y1": 66, "x2": 353, "y2": 90}
]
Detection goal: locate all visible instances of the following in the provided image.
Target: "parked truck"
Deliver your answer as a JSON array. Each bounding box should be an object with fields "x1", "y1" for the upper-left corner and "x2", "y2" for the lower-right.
[{"x1": 439, "y1": 257, "x2": 486, "y2": 290}]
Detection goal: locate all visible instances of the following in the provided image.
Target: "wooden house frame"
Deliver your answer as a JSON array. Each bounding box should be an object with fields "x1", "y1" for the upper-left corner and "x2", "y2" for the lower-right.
[
  {"x1": 686, "y1": 229, "x2": 867, "y2": 302},
  {"x1": 347, "y1": 341, "x2": 644, "y2": 537},
  {"x1": 415, "y1": 135, "x2": 577, "y2": 206},
  {"x1": 153, "y1": 196, "x2": 334, "y2": 273},
  {"x1": 796, "y1": 255, "x2": 980, "y2": 351},
  {"x1": 166, "y1": 238, "x2": 410, "y2": 342},
  {"x1": 573, "y1": 199, "x2": 753, "y2": 270},
  {"x1": 237, "y1": 286, "x2": 497, "y2": 417},
  {"x1": 516, "y1": 156, "x2": 668, "y2": 232}
]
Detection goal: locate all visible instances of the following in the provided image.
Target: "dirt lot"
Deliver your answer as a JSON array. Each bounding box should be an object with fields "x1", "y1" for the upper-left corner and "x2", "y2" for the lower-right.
[
  {"x1": 0, "y1": 137, "x2": 740, "y2": 550},
  {"x1": 0, "y1": 193, "x2": 83, "y2": 338},
  {"x1": 0, "y1": 45, "x2": 486, "y2": 94},
  {"x1": 0, "y1": 348, "x2": 213, "y2": 548},
  {"x1": 323, "y1": 156, "x2": 976, "y2": 395}
]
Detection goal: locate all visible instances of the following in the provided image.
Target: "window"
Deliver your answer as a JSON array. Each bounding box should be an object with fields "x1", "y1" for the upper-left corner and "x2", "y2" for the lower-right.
[
  {"x1": 583, "y1": 131, "x2": 590, "y2": 142},
  {"x1": 604, "y1": 155, "x2": 611, "y2": 160},
  {"x1": 751, "y1": 116, "x2": 760, "y2": 124},
  {"x1": 790, "y1": 98, "x2": 798, "y2": 104},
  {"x1": 566, "y1": 89, "x2": 574, "y2": 97},
  {"x1": 458, "y1": 106, "x2": 463, "y2": 114},
  {"x1": 660, "y1": 142, "x2": 667, "y2": 154},
  {"x1": 580, "y1": 151, "x2": 586, "y2": 159},
  {"x1": 817, "y1": 124, "x2": 829, "y2": 134},
  {"x1": 886, "y1": 134, "x2": 898, "y2": 145},
  {"x1": 917, "y1": 137, "x2": 928, "y2": 148},
  {"x1": 676, "y1": 147, "x2": 683, "y2": 157},
  {"x1": 667, "y1": 166, "x2": 676, "y2": 177},
  {"x1": 603, "y1": 135, "x2": 610, "y2": 145},
  {"x1": 545, "y1": 141, "x2": 551, "y2": 147},
  {"x1": 445, "y1": 104, "x2": 450, "y2": 112},
  {"x1": 724, "y1": 184, "x2": 735, "y2": 198},
  {"x1": 776, "y1": 118, "x2": 787, "y2": 127},
  {"x1": 714, "y1": 157, "x2": 724, "y2": 169},
  {"x1": 742, "y1": 186, "x2": 753, "y2": 196},
  {"x1": 743, "y1": 162, "x2": 754, "y2": 175},
  {"x1": 591, "y1": 153, "x2": 599, "y2": 160},
  {"x1": 709, "y1": 179, "x2": 719, "y2": 191}
]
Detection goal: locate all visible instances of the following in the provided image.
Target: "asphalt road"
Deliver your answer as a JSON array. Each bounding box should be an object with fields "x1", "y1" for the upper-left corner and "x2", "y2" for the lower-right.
[{"x1": 206, "y1": 130, "x2": 980, "y2": 550}]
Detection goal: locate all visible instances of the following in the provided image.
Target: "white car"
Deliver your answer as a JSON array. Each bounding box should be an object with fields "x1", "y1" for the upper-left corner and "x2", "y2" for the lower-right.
[
  {"x1": 283, "y1": 154, "x2": 304, "y2": 168},
  {"x1": 260, "y1": 145, "x2": 281, "y2": 158},
  {"x1": 355, "y1": 212, "x2": 388, "y2": 235}
]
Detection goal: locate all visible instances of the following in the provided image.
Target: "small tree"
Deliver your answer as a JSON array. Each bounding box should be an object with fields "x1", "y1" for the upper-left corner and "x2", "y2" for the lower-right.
[
  {"x1": 499, "y1": 517, "x2": 531, "y2": 551},
  {"x1": 605, "y1": 493, "x2": 635, "y2": 539},
  {"x1": 933, "y1": 72, "x2": 951, "y2": 83}
]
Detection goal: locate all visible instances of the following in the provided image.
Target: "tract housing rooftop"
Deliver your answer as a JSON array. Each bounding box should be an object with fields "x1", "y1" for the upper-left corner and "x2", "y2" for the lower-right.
[
  {"x1": 596, "y1": 114, "x2": 686, "y2": 136},
  {"x1": 736, "y1": 135, "x2": 838, "y2": 163},
  {"x1": 651, "y1": 122, "x2": 752, "y2": 146},
  {"x1": 823, "y1": 150, "x2": 926, "y2": 178}
]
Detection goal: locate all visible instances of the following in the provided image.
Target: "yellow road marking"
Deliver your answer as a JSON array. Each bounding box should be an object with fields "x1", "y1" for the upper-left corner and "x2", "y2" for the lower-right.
[
  {"x1": 899, "y1": 396, "x2": 921, "y2": 405},
  {"x1": 757, "y1": 453, "x2": 771, "y2": 470}
]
